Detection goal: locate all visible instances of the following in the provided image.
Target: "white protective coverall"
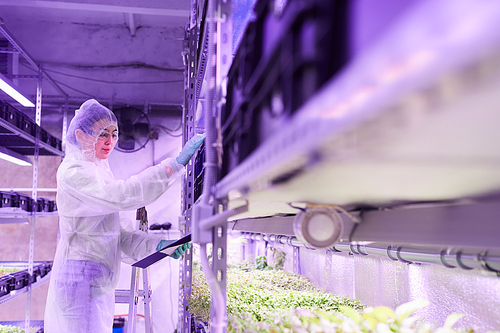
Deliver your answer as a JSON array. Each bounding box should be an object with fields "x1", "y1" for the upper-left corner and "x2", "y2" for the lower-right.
[{"x1": 44, "y1": 99, "x2": 184, "y2": 332}]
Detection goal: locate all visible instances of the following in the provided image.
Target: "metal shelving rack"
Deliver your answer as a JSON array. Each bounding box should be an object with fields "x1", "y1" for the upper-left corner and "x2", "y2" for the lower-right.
[
  {"x1": 212, "y1": 0, "x2": 500, "y2": 218},
  {"x1": 0, "y1": 22, "x2": 66, "y2": 332},
  {"x1": 179, "y1": 0, "x2": 234, "y2": 332},
  {"x1": 0, "y1": 263, "x2": 52, "y2": 306},
  {"x1": 178, "y1": 7, "x2": 199, "y2": 331},
  {"x1": 182, "y1": 0, "x2": 500, "y2": 332},
  {"x1": 0, "y1": 116, "x2": 63, "y2": 157},
  {"x1": 210, "y1": 0, "x2": 500, "y2": 274}
]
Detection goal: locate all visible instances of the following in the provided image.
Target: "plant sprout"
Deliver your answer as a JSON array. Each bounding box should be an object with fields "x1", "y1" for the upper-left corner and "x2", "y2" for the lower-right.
[{"x1": 0, "y1": 325, "x2": 40, "y2": 333}]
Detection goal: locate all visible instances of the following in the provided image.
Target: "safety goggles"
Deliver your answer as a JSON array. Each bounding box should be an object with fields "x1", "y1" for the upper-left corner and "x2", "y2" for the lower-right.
[{"x1": 97, "y1": 129, "x2": 118, "y2": 141}]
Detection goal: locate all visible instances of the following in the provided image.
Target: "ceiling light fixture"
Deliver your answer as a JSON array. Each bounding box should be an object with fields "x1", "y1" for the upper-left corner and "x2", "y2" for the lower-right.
[
  {"x1": 0, "y1": 72, "x2": 35, "y2": 107},
  {"x1": 0, "y1": 146, "x2": 32, "y2": 166}
]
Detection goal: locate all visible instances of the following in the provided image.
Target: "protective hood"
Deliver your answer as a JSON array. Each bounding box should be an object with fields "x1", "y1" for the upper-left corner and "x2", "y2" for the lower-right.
[{"x1": 65, "y1": 99, "x2": 118, "y2": 168}]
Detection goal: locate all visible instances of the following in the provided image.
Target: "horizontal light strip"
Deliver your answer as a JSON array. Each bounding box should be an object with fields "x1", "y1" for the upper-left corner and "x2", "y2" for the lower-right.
[
  {"x1": 0, "y1": 72, "x2": 35, "y2": 107},
  {"x1": 0, "y1": 146, "x2": 32, "y2": 166}
]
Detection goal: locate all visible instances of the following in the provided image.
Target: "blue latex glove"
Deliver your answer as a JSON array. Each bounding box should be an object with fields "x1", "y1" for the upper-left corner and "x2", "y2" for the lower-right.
[
  {"x1": 176, "y1": 133, "x2": 205, "y2": 166},
  {"x1": 170, "y1": 243, "x2": 191, "y2": 260},
  {"x1": 156, "y1": 240, "x2": 191, "y2": 260}
]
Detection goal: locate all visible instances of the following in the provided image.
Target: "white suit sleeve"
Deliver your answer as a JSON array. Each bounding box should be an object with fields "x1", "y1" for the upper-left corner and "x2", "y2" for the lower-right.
[
  {"x1": 120, "y1": 228, "x2": 162, "y2": 263},
  {"x1": 57, "y1": 158, "x2": 183, "y2": 217}
]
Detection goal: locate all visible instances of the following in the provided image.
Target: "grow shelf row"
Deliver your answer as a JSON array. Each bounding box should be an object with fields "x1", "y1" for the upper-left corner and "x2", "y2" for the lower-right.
[
  {"x1": 0, "y1": 191, "x2": 56, "y2": 213},
  {"x1": 0, "y1": 100, "x2": 63, "y2": 157},
  {"x1": 0, "y1": 262, "x2": 52, "y2": 305}
]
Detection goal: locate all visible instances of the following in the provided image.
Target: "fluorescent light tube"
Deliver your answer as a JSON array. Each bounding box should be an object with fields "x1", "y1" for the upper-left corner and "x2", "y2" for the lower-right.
[
  {"x1": 0, "y1": 72, "x2": 35, "y2": 107},
  {"x1": 0, "y1": 146, "x2": 32, "y2": 166}
]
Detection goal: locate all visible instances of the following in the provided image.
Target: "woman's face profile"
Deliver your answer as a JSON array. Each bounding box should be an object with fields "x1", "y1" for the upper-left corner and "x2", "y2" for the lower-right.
[
  {"x1": 94, "y1": 125, "x2": 118, "y2": 160},
  {"x1": 75, "y1": 117, "x2": 118, "y2": 160}
]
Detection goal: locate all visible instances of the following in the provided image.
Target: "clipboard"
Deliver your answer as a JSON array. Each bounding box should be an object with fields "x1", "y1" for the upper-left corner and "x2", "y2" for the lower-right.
[{"x1": 132, "y1": 234, "x2": 191, "y2": 268}]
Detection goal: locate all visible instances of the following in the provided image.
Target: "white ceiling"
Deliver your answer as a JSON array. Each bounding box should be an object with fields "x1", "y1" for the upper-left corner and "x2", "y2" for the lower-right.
[{"x1": 0, "y1": 0, "x2": 191, "y2": 118}]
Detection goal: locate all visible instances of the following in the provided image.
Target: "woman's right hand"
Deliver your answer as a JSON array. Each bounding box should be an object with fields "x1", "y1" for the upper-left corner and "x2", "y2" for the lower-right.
[{"x1": 176, "y1": 133, "x2": 205, "y2": 166}]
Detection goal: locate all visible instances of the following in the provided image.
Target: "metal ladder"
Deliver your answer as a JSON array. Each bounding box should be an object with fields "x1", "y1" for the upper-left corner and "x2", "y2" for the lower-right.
[{"x1": 115, "y1": 207, "x2": 154, "y2": 333}]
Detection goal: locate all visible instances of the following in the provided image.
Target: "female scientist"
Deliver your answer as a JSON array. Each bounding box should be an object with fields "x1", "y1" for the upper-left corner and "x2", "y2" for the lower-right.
[{"x1": 44, "y1": 99, "x2": 204, "y2": 332}]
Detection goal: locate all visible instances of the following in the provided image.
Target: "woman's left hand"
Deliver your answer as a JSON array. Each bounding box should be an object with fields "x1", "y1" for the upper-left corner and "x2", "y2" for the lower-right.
[
  {"x1": 170, "y1": 243, "x2": 191, "y2": 259},
  {"x1": 156, "y1": 240, "x2": 191, "y2": 259}
]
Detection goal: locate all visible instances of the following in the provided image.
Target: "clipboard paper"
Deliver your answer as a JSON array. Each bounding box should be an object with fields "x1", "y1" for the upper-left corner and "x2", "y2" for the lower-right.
[{"x1": 132, "y1": 234, "x2": 191, "y2": 268}]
